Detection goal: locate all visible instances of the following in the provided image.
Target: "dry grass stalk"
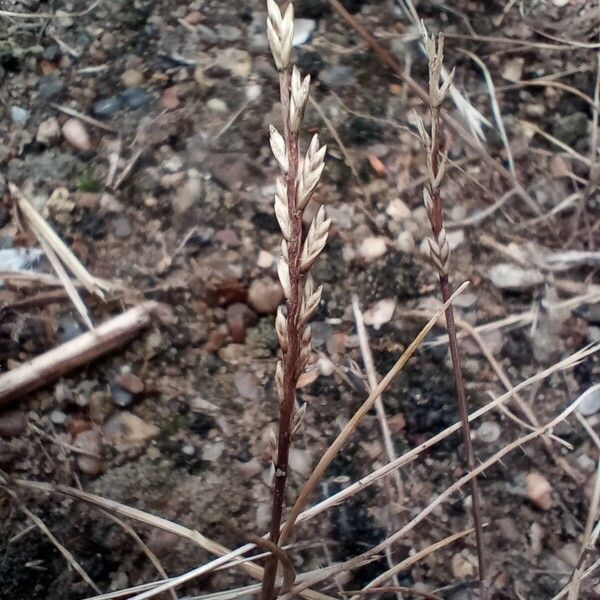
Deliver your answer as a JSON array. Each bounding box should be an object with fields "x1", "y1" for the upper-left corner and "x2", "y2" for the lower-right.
[
  {"x1": 285, "y1": 377, "x2": 596, "y2": 596},
  {"x1": 277, "y1": 282, "x2": 470, "y2": 548},
  {"x1": 26, "y1": 344, "x2": 594, "y2": 600},
  {"x1": 414, "y1": 30, "x2": 486, "y2": 594},
  {"x1": 263, "y1": 2, "x2": 329, "y2": 598},
  {"x1": 1, "y1": 486, "x2": 101, "y2": 594}
]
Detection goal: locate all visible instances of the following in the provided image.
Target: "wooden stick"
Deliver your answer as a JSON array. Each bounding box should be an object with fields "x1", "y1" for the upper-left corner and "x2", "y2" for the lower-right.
[{"x1": 0, "y1": 302, "x2": 158, "y2": 408}]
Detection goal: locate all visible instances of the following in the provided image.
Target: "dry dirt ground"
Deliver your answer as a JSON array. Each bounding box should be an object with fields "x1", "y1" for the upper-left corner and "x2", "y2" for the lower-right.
[{"x1": 0, "y1": 0, "x2": 599, "y2": 598}]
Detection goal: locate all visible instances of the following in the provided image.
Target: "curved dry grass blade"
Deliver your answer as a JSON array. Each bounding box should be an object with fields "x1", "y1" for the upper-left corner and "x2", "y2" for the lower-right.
[
  {"x1": 2, "y1": 487, "x2": 101, "y2": 594},
  {"x1": 37, "y1": 234, "x2": 94, "y2": 330},
  {"x1": 10, "y1": 480, "x2": 333, "y2": 600},
  {"x1": 278, "y1": 281, "x2": 470, "y2": 546},
  {"x1": 10, "y1": 183, "x2": 111, "y2": 298},
  {"x1": 286, "y1": 382, "x2": 596, "y2": 595}
]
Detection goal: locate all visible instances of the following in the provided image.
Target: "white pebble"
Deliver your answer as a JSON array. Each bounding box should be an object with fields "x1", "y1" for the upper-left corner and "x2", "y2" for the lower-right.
[{"x1": 62, "y1": 118, "x2": 91, "y2": 151}]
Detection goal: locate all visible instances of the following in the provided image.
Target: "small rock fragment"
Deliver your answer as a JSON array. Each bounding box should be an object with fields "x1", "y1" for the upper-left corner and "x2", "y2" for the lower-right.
[
  {"x1": 318, "y1": 356, "x2": 335, "y2": 376},
  {"x1": 202, "y1": 441, "x2": 225, "y2": 461},
  {"x1": 62, "y1": 118, "x2": 91, "y2": 151},
  {"x1": 576, "y1": 384, "x2": 600, "y2": 416},
  {"x1": 50, "y1": 410, "x2": 69, "y2": 426},
  {"x1": 110, "y1": 383, "x2": 134, "y2": 408},
  {"x1": 489, "y1": 263, "x2": 543, "y2": 291},
  {"x1": 226, "y1": 303, "x2": 258, "y2": 343},
  {"x1": 74, "y1": 429, "x2": 104, "y2": 476},
  {"x1": 121, "y1": 69, "x2": 143, "y2": 88},
  {"x1": 103, "y1": 411, "x2": 159, "y2": 451},
  {"x1": 396, "y1": 230, "x2": 415, "y2": 253},
  {"x1": 363, "y1": 298, "x2": 395, "y2": 329},
  {"x1": 94, "y1": 96, "x2": 123, "y2": 117},
  {"x1": 121, "y1": 88, "x2": 152, "y2": 110},
  {"x1": 529, "y1": 521, "x2": 544, "y2": 557},
  {"x1": 502, "y1": 58, "x2": 524, "y2": 83},
  {"x1": 476, "y1": 421, "x2": 501, "y2": 443},
  {"x1": 359, "y1": 236, "x2": 387, "y2": 261},
  {"x1": 234, "y1": 372, "x2": 262, "y2": 401},
  {"x1": 248, "y1": 277, "x2": 284, "y2": 315},
  {"x1": 0, "y1": 409, "x2": 26, "y2": 438},
  {"x1": 10, "y1": 106, "x2": 29, "y2": 124},
  {"x1": 115, "y1": 373, "x2": 144, "y2": 395},
  {"x1": 257, "y1": 249, "x2": 275, "y2": 269},
  {"x1": 451, "y1": 552, "x2": 475, "y2": 579},
  {"x1": 293, "y1": 18, "x2": 316, "y2": 45},
  {"x1": 525, "y1": 471, "x2": 553, "y2": 510},
  {"x1": 36, "y1": 117, "x2": 61, "y2": 145},
  {"x1": 386, "y1": 198, "x2": 411, "y2": 222}
]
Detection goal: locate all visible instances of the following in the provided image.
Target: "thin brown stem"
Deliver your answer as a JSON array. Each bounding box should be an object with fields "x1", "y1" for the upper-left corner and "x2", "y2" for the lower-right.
[
  {"x1": 263, "y1": 67, "x2": 300, "y2": 600},
  {"x1": 418, "y1": 31, "x2": 487, "y2": 598},
  {"x1": 439, "y1": 274, "x2": 487, "y2": 595}
]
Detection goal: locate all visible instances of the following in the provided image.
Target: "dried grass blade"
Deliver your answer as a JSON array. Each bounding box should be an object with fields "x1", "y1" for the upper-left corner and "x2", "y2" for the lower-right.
[
  {"x1": 10, "y1": 183, "x2": 111, "y2": 298},
  {"x1": 278, "y1": 281, "x2": 470, "y2": 545},
  {"x1": 37, "y1": 234, "x2": 94, "y2": 329}
]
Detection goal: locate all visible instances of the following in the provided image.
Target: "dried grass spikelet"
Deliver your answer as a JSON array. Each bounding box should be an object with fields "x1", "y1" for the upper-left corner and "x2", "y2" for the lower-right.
[
  {"x1": 266, "y1": 0, "x2": 293, "y2": 71},
  {"x1": 264, "y1": 4, "x2": 329, "y2": 586},
  {"x1": 266, "y1": 2, "x2": 328, "y2": 399}
]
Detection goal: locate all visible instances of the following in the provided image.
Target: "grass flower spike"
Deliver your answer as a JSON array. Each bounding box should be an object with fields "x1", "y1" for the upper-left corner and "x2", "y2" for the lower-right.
[
  {"x1": 416, "y1": 28, "x2": 487, "y2": 598},
  {"x1": 262, "y1": 2, "x2": 328, "y2": 599}
]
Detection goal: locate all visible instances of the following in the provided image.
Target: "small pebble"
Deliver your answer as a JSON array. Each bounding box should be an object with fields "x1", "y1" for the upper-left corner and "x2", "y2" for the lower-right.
[
  {"x1": 94, "y1": 96, "x2": 123, "y2": 117},
  {"x1": 386, "y1": 198, "x2": 411, "y2": 222},
  {"x1": 10, "y1": 106, "x2": 29, "y2": 124},
  {"x1": 359, "y1": 236, "x2": 387, "y2": 261},
  {"x1": 38, "y1": 76, "x2": 64, "y2": 100},
  {"x1": 207, "y1": 98, "x2": 228, "y2": 113},
  {"x1": 293, "y1": 18, "x2": 316, "y2": 45},
  {"x1": 36, "y1": 117, "x2": 61, "y2": 145},
  {"x1": 489, "y1": 263, "x2": 544, "y2": 291},
  {"x1": 115, "y1": 372, "x2": 144, "y2": 395},
  {"x1": 577, "y1": 384, "x2": 600, "y2": 416},
  {"x1": 202, "y1": 441, "x2": 225, "y2": 461},
  {"x1": 318, "y1": 356, "x2": 335, "y2": 376},
  {"x1": 121, "y1": 69, "x2": 144, "y2": 88},
  {"x1": 257, "y1": 249, "x2": 275, "y2": 268},
  {"x1": 103, "y1": 411, "x2": 158, "y2": 451},
  {"x1": 525, "y1": 471, "x2": 553, "y2": 510},
  {"x1": 121, "y1": 88, "x2": 152, "y2": 110},
  {"x1": 477, "y1": 421, "x2": 501, "y2": 443},
  {"x1": 226, "y1": 303, "x2": 258, "y2": 343},
  {"x1": 363, "y1": 298, "x2": 395, "y2": 329},
  {"x1": 62, "y1": 118, "x2": 91, "y2": 151},
  {"x1": 74, "y1": 429, "x2": 104, "y2": 476},
  {"x1": 0, "y1": 410, "x2": 27, "y2": 438},
  {"x1": 50, "y1": 410, "x2": 69, "y2": 425},
  {"x1": 234, "y1": 372, "x2": 262, "y2": 401},
  {"x1": 113, "y1": 216, "x2": 132, "y2": 239},
  {"x1": 111, "y1": 383, "x2": 134, "y2": 408},
  {"x1": 42, "y1": 44, "x2": 62, "y2": 62},
  {"x1": 396, "y1": 230, "x2": 415, "y2": 253},
  {"x1": 451, "y1": 552, "x2": 475, "y2": 579},
  {"x1": 248, "y1": 277, "x2": 284, "y2": 315}
]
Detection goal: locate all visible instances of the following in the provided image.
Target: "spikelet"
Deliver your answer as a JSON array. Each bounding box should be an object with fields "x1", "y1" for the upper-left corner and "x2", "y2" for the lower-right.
[
  {"x1": 269, "y1": 125, "x2": 288, "y2": 173},
  {"x1": 289, "y1": 66, "x2": 311, "y2": 133},
  {"x1": 298, "y1": 135, "x2": 326, "y2": 209},
  {"x1": 266, "y1": 0, "x2": 294, "y2": 71},
  {"x1": 300, "y1": 206, "x2": 330, "y2": 273}
]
